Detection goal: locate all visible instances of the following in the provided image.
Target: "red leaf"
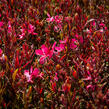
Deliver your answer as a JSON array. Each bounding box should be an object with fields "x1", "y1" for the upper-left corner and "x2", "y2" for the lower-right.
[
  {"x1": 72, "y1": 70, "x2": 77, "y2": 79},
  {"x1": 0, "y1": 71, "x2": 5, "y2": 78}
]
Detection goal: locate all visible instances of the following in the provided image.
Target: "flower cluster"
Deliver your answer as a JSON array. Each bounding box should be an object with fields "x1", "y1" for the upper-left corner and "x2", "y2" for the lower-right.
[{"x1": 0, "y1": 0, "x2": 109, "y2": 108}]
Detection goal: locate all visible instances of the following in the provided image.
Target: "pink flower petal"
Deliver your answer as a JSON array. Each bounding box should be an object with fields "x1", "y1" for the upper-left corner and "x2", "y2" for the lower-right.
[
  {"x1": 41, "y1": 45, "x2": 49, "y2": 55},
  {"x1": 55, "y1": 47, "x2": 63, "y2": 52},
  {"x1": 0, "y1": 21, "x2": 3, "y2": 27},
  {"x1": 86, "y1": 85, "x2": 95, "y2": 91},
  {"x1": 39, "y1": 56, "x2": 46, "y2": 64},
  {"x1": 31, "y1": 68, "x2": 39, "y2": 77},
  {"x1": 47, "y1": 13, "x2": 50, "y2": 18},
  {"x1": 49, "y1": 49, "x2": 54, "y2": 58},
  {"x1": 55, "y1": 44, "x2": 65, "y2": 52},
  {"x1": 87, "y1": 85, "x2": 92, "y2": 89},
  {"x1": 0, "y1": 48, "x2": 3, "y2": 56},
  {"x1": 99, "y1": 23, "x2": 105, "y2": 27},
  {"x1": 8, "y1": 21, "x2": 12, "y2": 33},
  {"x1": 35, "y1": 49, "x2": 43, "y2": 55},
  {"x1": 24, "y1": 70, "x2": 29, "y2": 76},
  {"x1": 82, "y1": 76, "x2": 92, "y2": 81},
  {"x1": 71, "y1": 38, "x2": 77, "y2": 42},
  {"x1": 28, "y1": 24, "x2": 35, "y2": 34},
  {"x1": 46, "y1": 17, "x2": 54, "y2": 22},
  {"x1": 52, "y1": 42, "x2": 56, "y2": 50},
  {"x1": 54, "y1": 73, "x2": 58, "y2": 81},
  {"x1": 30, "y1": 66, "x2": 33, "y2": 74},
  {"x1": 19, "y1": 33, "x2": 25, "y2": 39},
  {"x1": 24, "y1": 70, "x2": 32, "y2": 82},
  {"x1": 70, "y1": 39, "x2": 77, "y2": 49}
]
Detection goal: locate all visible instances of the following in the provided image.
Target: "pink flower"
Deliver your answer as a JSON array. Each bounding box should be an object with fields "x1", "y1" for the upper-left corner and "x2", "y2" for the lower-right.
[
  {"x1": 99, "y1": 23, "x2": 105, "y2": 27},
  {"x1": 35, "y1": 42, "x2": 56, "y2": 64},
  {"x1": 82, "y1": 76, "x2": 92, "y2": 81},
  {"x1": 19, "y1": 28, "x2": 25, "y2": 39},
  {"x1": 54, "y1": 15, "x2": 63, "y2": 24},
  {"x1": 54, "y1": 72, "x2": 58, "y2": 81},
  {"x1": 46, "y1": 17, "x2": 54, "y2": 22},
  {"x1": 59, "y1": 38, "x2": 67, "y2": 44},
  {"x1": 55, "y1": 38, "x2": 68, "y2": 52},
  {"x1": 55, "y1": 43, "x2": 65, "y2": 52},
  {"x1": 75, "y1": 34, "x2": 83, "y2": 44},
  {"x1": 19, "y1": 33, "x2": 25, "y2": 39},
  {"x1": 8, "y1": 21, "x2": 12, "y2": 33},
  {"x1": 99, "y1": 23, "x2": 107, "y2": 31},
  {"x1": 82, "y1": 71, "x2": 92, "y2": 81},
  {"x1": 0, "y1": 48, "x2": 3, "y2": 56},
  {"x1": 70, "y1": 39, "x2": 77, "y2": 49},
  {"x1": 54, "y1": 24, "x2": 62, "y2": 32},
  {"x1": 28, "y1": 24, "x2": 38, "y2": 35},
  {"x1": 106, "y1": 47, "x2": 109, "y2": 53},
  {"x1": 0, "y1": 21, "x2": 3, "y2": 27},
  {"x1": 24, "y1": 66, "x2": 39, "y2": 82},
  {"x1": 54, "y1": 15, "x2": 63, "y2": 32},
  {"x1": 92, "y1": 21, "x2": 96, "y2": 26},
  {"x1": 46, "y1": 14, "x2": 63, "y2": 32},
  {"x1": 46, "y1": 13, "x2": 54, "y2": 22},
  {"x1": 31, "y1": 67, "x2": 39, "y2": 78},
  {"x1": 86, "y1": 85, "x2": 95, "y2": 91},
  {"x1": 28, "y1": 24, "x2": 34, "y2": 33},
  {"x1": 83, "y1": 28, "x2": 91, "y2": 34},
  {"x1": 24, "y1": 70, "x2": 32, "y2": 82},
  {"x1": 87, "y1": 85, "x2": 92, "y2": 89}
]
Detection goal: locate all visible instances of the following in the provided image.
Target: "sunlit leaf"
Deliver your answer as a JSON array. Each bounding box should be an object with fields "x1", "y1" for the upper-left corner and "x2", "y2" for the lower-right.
[
  {"x1": 26, "y1": 86, "x2": 32, "y2": 97},
  {"x1": 12, "y1": 69, "x2": 18, "y2": 82}
]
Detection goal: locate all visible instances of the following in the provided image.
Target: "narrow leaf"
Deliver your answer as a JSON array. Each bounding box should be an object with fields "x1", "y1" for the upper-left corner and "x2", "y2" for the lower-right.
[{"x1": 12, "y1": 69, "x2": 18, "y2": 82}]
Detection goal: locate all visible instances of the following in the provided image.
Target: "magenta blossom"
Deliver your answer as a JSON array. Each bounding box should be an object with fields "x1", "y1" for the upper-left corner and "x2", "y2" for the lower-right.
[
  {"x1": 55, "y1": 43, "x2": 65, "y2": 53},
  {"x1": 86, "y1": 84, "x2": 95, "y2": 91},
  {"x1": 0, "y1": 48, "x2": 2, "y2": 56},
  {"x1": 54, "y1": 15, "x2": 63, "y2": 24},
  {"x1": 54, "y1": 72, "x2": 58, "y2": 81},
  {"x1": 54, "y1": 24, "x2": 62, "y2": 32},
  {"x1": 75, "y1": 34, "x2": 83, "y2": 44},
  {"x1": 8, "y1": 21, "x2": 12, "y2": 33},
  {"x1": 70, "y1": 38, "x2": 78, "y2": 49},
  {"x1": 46, "y1": 13, "x2": 54, "y2": 23},
  {"x1": 82, "y1": 76, "x2": 92, "y2": 81},
  {"x1": 46, "y1": 14, "x2": 63, "y2": 32},
  {"x1": 28, "y1": 24, "x2": 38, "y2": 35},
  {"x1": 82, "y1": 71, "x2": 92, "y2": 81},
  {"x1": 0, "y1": 21, "x2": 3, "y2": 28},
  {"x1": 24, "y1": 66, "x2": 39, "y2": 82},
  {"x1": 55, "y1": 37, "x2": 68, "y2": 52},
  {"x1": 19, "y1": 28, "x2": 26, "y2": 39},
  {"x1": 35, "y1": 42, "x2": 56, "y2": 64},
  {"x1": 54, "y1": 15, "x2": 63, "y2": 32}
]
